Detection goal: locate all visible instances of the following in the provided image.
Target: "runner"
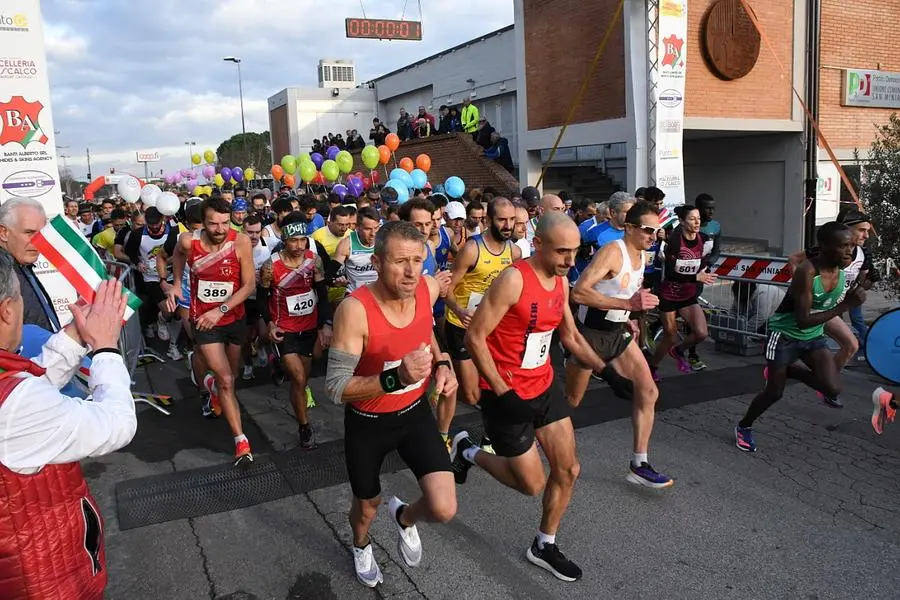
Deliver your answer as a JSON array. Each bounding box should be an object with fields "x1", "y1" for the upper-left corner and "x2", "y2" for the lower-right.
[
  {"x1": 465, "y1": 201, "x2": 485, "y2": 238},
  {"x1": 240, "y1": 213, "x2": 272, "y2": 380},
  {"x1": 444, "y1": 197, "x2": 521, "y2": 407},
  {"x1": 333, "y1": 207, "x2": 381, "y2": 294},
  {"x1": 565, "y1": 201, "x2": 673, "y2": 487},
  {"x1": 685, "y1": 193, "x2": 722, "y2": 371},
  {"x1": 260, "y1": 213, "x2": 331, "y2": 449},
  {"x1": 230, "y1": 199, "x2": 249, "y2": 231},
  {"x1": 451, "y1": 212, "x2": 611, "y2": 582},
  {"x1": 734, "y1": 222, "x2": 864, "y2": 452},
  {"x1": 311, "y1": 205, "x2": 352, "y2": 309},
  {"x1": 512, "y1": 203, "x2": 531, "y2": 259},
  {"x1": 261, "y1": 196, "x2": 294, "y2": 242},
  {"x1": 444, "y1": 200, "x2": 467, "y2": 253},
  {"x1": 325, "y1": 221, "x2": 458, "y2": 588},
  {"x1": 167, "y1": 197, "x2": 258, "y2": 464}
]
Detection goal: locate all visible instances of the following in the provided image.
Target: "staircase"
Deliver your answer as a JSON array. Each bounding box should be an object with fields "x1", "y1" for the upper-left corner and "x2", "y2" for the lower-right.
[
  {"x1": 350, "y1": 133, "x2": 520, "y2": 196},
  {"x1": 541, "y1": 166, "x2": 622, "y2": 202}
]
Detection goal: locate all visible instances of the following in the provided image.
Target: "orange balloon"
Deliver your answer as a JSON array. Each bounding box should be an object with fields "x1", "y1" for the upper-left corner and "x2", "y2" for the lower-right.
[
  {"x1": 385, "y1": 133, "x2": 400, "y2": 152},
  {"x1": 378, "y1": 145, "x2": 391, "y2": 165},
  {"x1": 415, "y1": 154, "x2": 431, "y2": 173},
  {"x1": 271, "y1": 165, "x2": 284, "y2": 180},
  {"x1": 283, "y1": 174, "x2": 295, "y2": 188},
  {"x1": 399, "y1": 157, "x2": 415, "y2": 172}
]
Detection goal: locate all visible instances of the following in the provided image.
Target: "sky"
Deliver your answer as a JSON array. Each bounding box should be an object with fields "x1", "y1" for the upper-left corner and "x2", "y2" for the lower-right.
[{"x1": 40, "y1": 0, "x2": 513, "y2": 181}]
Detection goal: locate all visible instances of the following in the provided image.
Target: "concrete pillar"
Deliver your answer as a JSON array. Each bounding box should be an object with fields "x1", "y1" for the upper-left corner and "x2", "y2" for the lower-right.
[
  {"x1": 624, "y1": 0, "x2": 649, "y2": 193},
  {"x1": 518, "y1": 150, "x2": 543, "y2": 192}
]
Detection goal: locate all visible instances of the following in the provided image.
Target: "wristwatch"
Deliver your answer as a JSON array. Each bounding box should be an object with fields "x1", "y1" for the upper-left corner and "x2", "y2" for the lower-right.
[{"x1": 219, "y1": 304, "x2": 230, "y2": 314}]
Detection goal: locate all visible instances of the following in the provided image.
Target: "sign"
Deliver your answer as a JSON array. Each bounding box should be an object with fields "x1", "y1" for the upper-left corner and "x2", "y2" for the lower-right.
[
  {"x1": 135, "y1": 150, "x2": 160, "y2": 162},
  {"x1": 0, "y1": 1, "x2": 77, "y2": 324},
  {"x1": 344, "y1": 18, "x2": 422, "y2": 41},
  {"x1": 655, "y1": 0, "x2": 687, "y2": 206},
  {"x1": 816, "y1": 153, "x2": 840, "y2": 225},
  {"x1": 842, "y1": 68, "x2": 900, "y2": 108}
]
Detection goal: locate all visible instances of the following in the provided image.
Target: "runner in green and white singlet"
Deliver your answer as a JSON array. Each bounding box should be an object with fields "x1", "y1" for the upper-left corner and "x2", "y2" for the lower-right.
[{"x1": 334, "y1": 206, "x2": 381, "y2": 294}]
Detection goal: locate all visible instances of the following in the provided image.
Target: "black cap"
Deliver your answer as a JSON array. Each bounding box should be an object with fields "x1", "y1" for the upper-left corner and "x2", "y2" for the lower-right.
[
  {"x1": 380, "y1": 186, "x2": 399, "y2": 205},
  {"x1": 145, "y1": 206, "x2": 163, "y2": 225},
  {"x1": 840, "y1": 208, "x2": 870, "y2": 226},
  {"x1": 521, "y1": 186, "x2": 541, "y2": 203}
]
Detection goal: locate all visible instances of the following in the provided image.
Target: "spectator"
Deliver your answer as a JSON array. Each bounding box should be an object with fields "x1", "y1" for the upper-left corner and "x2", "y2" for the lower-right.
[
  {"x1": 312, "y1": 138, "x2": 324, "y2": 154},
  {"x1": 370, "y1": 120, "x2": 389, "y2": 146},
  {"x1": 413, "y1": 117, "x2": 432, "y2": 138},
  {"x1": 484, "y1": 131, "x2": 514, "y2": 172},
  {"x1": 416, "y1": 105, "x2": 436, "y2": 130},
  {"x1": 461, "y1": 96, "x2": 480, "y2": 135},
  {"x1": 448, "y1": 107, "x2": 462, "y2": 132},
  {"x1": 347, "y1": 129, "x2": 366, "y2": 150},
  {"x1": 437, "y1": 105, "x2": 453, "y2": 134},
  {"x1": 475, "y1": 118, "x2": 495, "y2": 149},
  {"x1": 397, "y1": 108, "x2": 414, "y2": 141},
  {"x1": 334, "y1": 134, "x2": 346, "y2": 150}
]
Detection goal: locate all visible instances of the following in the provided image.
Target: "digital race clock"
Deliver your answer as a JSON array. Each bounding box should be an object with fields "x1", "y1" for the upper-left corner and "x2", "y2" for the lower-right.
[{"x1": 344, "y1": 18, "x2": 422, "y2": 41}]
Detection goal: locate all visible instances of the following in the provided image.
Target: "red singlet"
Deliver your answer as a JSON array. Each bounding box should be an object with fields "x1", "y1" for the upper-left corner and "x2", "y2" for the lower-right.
[
  {"x1": 269, "y1": 250, "x2": 318, "y2": 333},
  {"x1": 188, "y1": 228, "x2": 244, "y2": 325},
  {"x1": 480, "y1": 260, "x2": 565, "y2": 400},
  {"x1": 351, "y1": 278, "x2": 433, "y2": 413}
]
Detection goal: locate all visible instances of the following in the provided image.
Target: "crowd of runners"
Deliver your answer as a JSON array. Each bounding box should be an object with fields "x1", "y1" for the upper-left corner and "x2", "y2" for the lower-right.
[{"x1": 71, "y1": 179, "x2": 897, "y2": 587}]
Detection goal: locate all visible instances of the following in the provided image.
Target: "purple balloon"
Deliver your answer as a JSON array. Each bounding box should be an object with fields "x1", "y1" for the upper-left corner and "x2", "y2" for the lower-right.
[
  {"x1": 201, "y1": 165, "x2": 215, "y2": 178},
  {"x1": 187, "y1": 178, "x2": 198, "y2": 190},
  {"x1": 190, "y1": 168, "x2": 200, "y2": 179},
  {"x1": 220, "y1": 167, "x2": 232, "y2": 182},
  {"x1": 232, "y1": 167, "x2": 244, "y2": 182},
  {"x1": 347, "y1": 176, "x2": 363, "y2": 197},
  {"x1": 173, "y1": 172, "x2": 183, "y2": 183},
  {"x1": 326, "y1": 145, "x2": 339, "y2": 161},
  {"x1": 165, "y1": 174, "x2": 175, "y2": 185},
  {"x1": 310, "y1": 152, "x2": 324, "y2": 169},
  {"x1": 332, "y1": 184, "x2": 348, "y2": 200}
]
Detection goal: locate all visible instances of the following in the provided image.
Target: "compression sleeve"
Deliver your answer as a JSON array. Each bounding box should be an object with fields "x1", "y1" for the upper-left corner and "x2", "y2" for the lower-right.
[
  {"x1": 325, "y1": 348, "x2": 360, "y2": 405},
  {"x1": 316, "y1": 280, "x2": 332, "y2": 326}
]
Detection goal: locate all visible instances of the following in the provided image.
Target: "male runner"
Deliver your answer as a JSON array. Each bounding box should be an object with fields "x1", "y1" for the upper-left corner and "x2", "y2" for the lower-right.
[
  {"x1": 260, "y1": 213, "x2": 331, "y2": 449},
  {"x1": 566, "y1": 201, "x2": 672, "y2": 487},
  {"x1": 326, "y1": 221, "x2": 458, "y2": 588},
  {"x1": 512, "y1": 203, "x2": 531, "y2": 259},
  {"x1": 240, "y1": 213, "x2": 271, "y2": 380},
  {"x1": 311, "y1": 205, "x2": 352, "y2": 307},
  {"x1": 230, "y1": 199, "x2": 249, "y2": 231},
  {"x1": 452, "y1": 212, "x2": 611, "y2": 582},
  {"x1": 167, "y1": 198, "x2": 258, "y2": 464},
  {"x1": 262, "y1": 196, "x2": 294, "y2": 242},
  {"x1": 734, "y1": 222, "x2": 864, "y2": 452},
  {"x1": 444, "y1": 198, "x2": 521, "y2": 406},
  {"x1": 334, "y1": 207, "x2": 380, "y2": 294}
]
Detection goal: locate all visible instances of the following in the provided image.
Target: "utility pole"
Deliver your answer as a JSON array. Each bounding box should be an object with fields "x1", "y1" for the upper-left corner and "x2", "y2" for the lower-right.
[
  {"x1": 803, "y1": 0, "x2": 822, "y2": 249},
  {"x1": 86, "y1": 147, "x2": 92, "y2": 182}
]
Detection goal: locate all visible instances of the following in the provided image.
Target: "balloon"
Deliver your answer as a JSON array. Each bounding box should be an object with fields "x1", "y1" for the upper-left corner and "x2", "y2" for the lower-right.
[
  {"x1": 410, "y1": 168, "x2": 427, "y2": 189},
  {"x1": 283, "y1": 174, "x2": 296, "y2": 188},
  {"x1": 347, "y1": 177, "x2": 364, "y2": 197},
  {"x1": 336, "y1": 150, "x2": 354, "y2": 174},
  {"x1": 384, "y1": 179, "x2": 410, "y2": 204},
  {"x1": 415, "y1": 154, "x2": 431, "y2": 172},
  {"x1": 333, "y1": 184, "x2": 348, "y2": 200},
  {"x1": 191, "y1": 169, "x2": 200, "y2": 180},
  {"x1": 140, "y1": 183, "x2": 161, "y2": 205},
  {"x1": 116, "y1": 176, "x2": 141, "y2": 202},
  {"x1": 326, "y1": 145, "x2": 340, "y2": 161},
  {"x1": 203, "y1": 149, "x2": 215, "y2": 164},
  {"x1": 144, "y1": 189, "x2": 159, "y2": 207},
  {"x1": 378, "y1": 145, "x2": 391, "y2": 165},
  {"x1": 244, "y1": 167, "x2": 255, "y2": 180},
  {"x1": 271, "y1": 165, "x2": 284, "y2": 180},
  {"x1": 385, "y1": 133, "x2": 400, "y2": 152},
  {"x1": 232, "y1": 167, "x2": 244, "y2": 182},
  {"x1": 156, "y1": 192, "x2": 180, "y2": 216},
  {"x1": 164, "y1": 174, "x2": 175, "y2": 186},
  {"x1": 214, "y1": 173, "x2": 225, "y2": 187},
  {"x1": 281, "y1": 155, "x2": 297, "y2": 175},
  {"x1": 299, "y1": 160, "x2": 317, "y2": 183},
  {"x1": 187, "y1": 178, "x2": 198, "y2": 191},
  {"x1": 174, "y1": 172, "x2": 183, "y2": 183},
  {"x1": 361, "y1": 145, "x2": 380, "y2": 170},
  {"x1": 444, "y1": 176, "x2": 465, "y2": 199},
  {"x1": 191, "y1": 153, "x2": 201, "y2": 165},
  {"x1": 310, "y1": 152, "x2": 324, "y2": 169},
  {"x1": 201, "y1": 165, "x2": 215, "y2": 179},
  {"x1": 220, "y1": 167, "x2": 232, "y2": 182},
  {"x1": 192, "y1": 186, "x2": 203, "y2": 195},
  {"x1": 180, "y1": 168, "x2": 191, "y2": 178},
  {"x1": 389, "y1": 168, "x2": 413, "y2": 189},
  {"x1": 312, "y1": 171, "x2": 325, "y2": 185},
  {"x1": 399, "y1": 157, "x2": 415, "y2": 173},
  {"x1": 321, "y1": 159, "x2": 339, "y2": 182},
  {"x1": 370, "y1": 170, "x2": 381, "y2": 184}
]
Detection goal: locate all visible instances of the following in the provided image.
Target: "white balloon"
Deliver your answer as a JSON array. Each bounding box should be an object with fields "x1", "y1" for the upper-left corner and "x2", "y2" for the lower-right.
[
  {"x1": 156, "y1": 191, "x2": 180, "y2": 216},
  {"x1": 140, "y1": 183, "x2": 161, "y2": 206},
  {"x1": 117, "y1": 175, "x2": 141, "y2": 203}
]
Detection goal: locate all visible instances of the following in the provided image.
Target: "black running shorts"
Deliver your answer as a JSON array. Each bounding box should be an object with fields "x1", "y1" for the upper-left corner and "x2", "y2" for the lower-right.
[
  {"x1": 479, "y1": 387, "x2": 572, "y2": 458},
  {"x1": 344, "y1": 397, "x2": 452, "y2": 499},
  {"x1": 194, "y1": 319, "x2": 246, "y2": 347},
  {"x1": 444, "y1": 321, "x2": 471, "y2": 361},
  {"x1": 276, "y1": 330, "x2": 317, "y2": 358},
  {"x1": 573, "y1": 322, "x2": 633, "y2": 364}
]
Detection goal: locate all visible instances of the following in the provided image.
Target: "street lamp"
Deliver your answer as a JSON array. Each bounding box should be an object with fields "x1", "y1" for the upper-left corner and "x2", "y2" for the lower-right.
[
  {"x1": 223, "y1": 57, "x2": 246, "y2": 138},
  {"x1": 184, "y1": 140, "x2": 197, "y2": 168},
  {"x1": 59, "y1": 154, "x2": 72, "y2": 197}
]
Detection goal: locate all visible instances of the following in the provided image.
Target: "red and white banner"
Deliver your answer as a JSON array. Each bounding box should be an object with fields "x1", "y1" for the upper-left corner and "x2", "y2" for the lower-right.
[
  {"x1": 712, "y1": 256, "x2": 793, "y2": 283},
  {"x1": 655, "y1": 0, "x2": 687, "y2": 207}
]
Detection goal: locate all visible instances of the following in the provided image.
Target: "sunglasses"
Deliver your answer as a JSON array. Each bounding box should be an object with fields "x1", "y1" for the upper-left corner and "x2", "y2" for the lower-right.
[{"x1": 631, "y1": 224, "x2": 660, "y2": 235}]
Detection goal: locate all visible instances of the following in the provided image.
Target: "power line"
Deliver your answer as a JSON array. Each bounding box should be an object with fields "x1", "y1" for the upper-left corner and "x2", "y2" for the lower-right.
[
  {"x1": 400, "y1": 0, "x2": 409, "y2": 20},
  {"x1": 358, "y1": 0, "x2": 367, "y2": 18}
]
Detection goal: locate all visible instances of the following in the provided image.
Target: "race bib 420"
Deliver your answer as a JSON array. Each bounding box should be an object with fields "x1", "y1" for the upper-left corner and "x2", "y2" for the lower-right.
[{"x1": 287, "y1": 290, "x2": 316, "y2": 316}]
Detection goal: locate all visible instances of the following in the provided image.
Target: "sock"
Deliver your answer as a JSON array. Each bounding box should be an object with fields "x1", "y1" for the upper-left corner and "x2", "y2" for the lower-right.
[
  {"x1": 632, "y1": 452, "x2": 648, "y2": 468},
  {"x1": 234, "y1": 434, "x2": 247, "y2": 445},
  {"x1": 536, "y1": 531, "x2": 556, "y2": 549},
  {"x1": 440, "y1": 432, "x2": 449, "y2": 443},
  {"x1": 167, "y1": 319, "x2": 182, "y2": 343},
  {"x1": 462, "y1": 446, "x2": 480, "y2": 464}
]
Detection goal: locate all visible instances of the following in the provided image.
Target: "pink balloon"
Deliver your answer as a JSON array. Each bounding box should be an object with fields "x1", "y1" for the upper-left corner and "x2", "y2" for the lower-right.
[{"x1": 173, "y1": 172, "x2": 183, "y2": 183}]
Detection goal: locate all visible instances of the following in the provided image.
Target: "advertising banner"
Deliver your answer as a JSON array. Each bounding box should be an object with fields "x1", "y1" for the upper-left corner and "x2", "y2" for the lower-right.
[
  {"x1": 655, "y1": 0, "x2": 687, "y2": 206},
  {"x1": 843, "y1": 69, "x2": 900, "y2": 109},
  {"x1": 0, "y1": 0, "x2": 78, "y2": 324}
]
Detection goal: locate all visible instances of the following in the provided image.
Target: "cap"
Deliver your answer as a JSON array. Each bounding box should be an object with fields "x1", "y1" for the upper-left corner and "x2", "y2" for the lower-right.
[
  {"x1": 232, "y1": 199, "x2": 248, "y2": 212},
  {"x1": 445, "y1": 201, "x2": 465, "y2": 221},
  {"x1": 840, "y1": 209, "x2": 870, "y2": 226},
  {"x1": 380, "y1": 186, "x2": 399, "y2": 205},
  {"x1": 78, "y1": 202, "x2": 93, "y2": 214},
  {"x1": 521, "y1": 186, "x2": 541, "y2": 204}
]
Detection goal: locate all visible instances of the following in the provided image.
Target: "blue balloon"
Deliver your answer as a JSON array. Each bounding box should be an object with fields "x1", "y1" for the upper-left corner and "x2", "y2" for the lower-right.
[
  {"x1": 385, "y1": 179, "x2": 410, "y2": 204},
  {"x1": 389, "y1": 168, "x2": 411, "y2": 186},
  {"x1": 444, "y1": 176, "x2": 465, "y2": 199},
  {"x1": 410, "y1": 168, "x2": 427, "y2": 189}
]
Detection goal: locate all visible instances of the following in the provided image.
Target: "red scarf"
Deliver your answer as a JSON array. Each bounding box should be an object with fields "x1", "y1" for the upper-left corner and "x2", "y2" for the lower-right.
[{"x1": 0, "y1": 349, "x2": 46, "y2": 381}]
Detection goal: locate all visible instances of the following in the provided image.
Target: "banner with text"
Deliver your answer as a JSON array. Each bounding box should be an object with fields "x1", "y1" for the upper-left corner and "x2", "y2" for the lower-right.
[
  {"x1": 0, "y1": 0, "x2": 78, "y2": 324},
  {"x1": 655, "y1": 0, "x2": 687, "y2": 206}
]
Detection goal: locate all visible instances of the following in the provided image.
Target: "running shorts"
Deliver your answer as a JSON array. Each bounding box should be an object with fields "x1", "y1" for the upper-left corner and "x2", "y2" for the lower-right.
[
  {"x1": 479, "y1": 386, "x2": 572, "y2": 458},
  {"x1": 573, "y1": 322, "x2": 632, "y2": 364},
  {"x1": 658, "y1": 295, "x2": 699, "y2": 313},
  {"x1": 444, "y1": 321, "x2": 470, "y2": 361},
  {"x1": 194, "y1": 319, "x2": 246, "y2": 347},
  {"x1": 765, "y1": 331, "x2": 829, "y2": 368},
  {"x1": 144, "y1": 280, "x2": 168, "y2": 308},
  {"x1": 276, "y1": 330, "x2": 317, "y2": 358}
]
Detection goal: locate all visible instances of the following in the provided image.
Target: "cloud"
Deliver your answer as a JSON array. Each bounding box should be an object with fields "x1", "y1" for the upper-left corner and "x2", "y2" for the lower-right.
[{"x1": 43, "y1": 23, "x2": 88, "y2": 62}]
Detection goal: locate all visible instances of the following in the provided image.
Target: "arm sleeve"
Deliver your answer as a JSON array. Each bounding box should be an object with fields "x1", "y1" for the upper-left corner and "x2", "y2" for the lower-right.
[
  {"x1": 316, "y1": 279, "x2": 332, "y2": 325},
  {"x1": 0, "y1": 353, "x2": 137, "y2": 473},
  {"x1": 32, "y1": 330, "x2": 89, "y2": 390}
]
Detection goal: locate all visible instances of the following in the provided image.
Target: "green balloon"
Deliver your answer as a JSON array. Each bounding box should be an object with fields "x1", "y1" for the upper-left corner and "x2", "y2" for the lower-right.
[
  {"x1": 361, "y1": 145, "x2": 380, "y2": 170},
  {"x1": 321, "y1": 159, "x2": 339, "y2": 182},
  {"x1": 281, "y1": 155, "x2": 297, "y2": 175},
  {"x1": 336, "y1": 150, "x2": 354, "y2": 174},
  {"x1": 299, "y1": 160, "x2": 316, "y2": 183},
  {"x1": 298, "y1": 153, "x2": 312, "y2": 164}
]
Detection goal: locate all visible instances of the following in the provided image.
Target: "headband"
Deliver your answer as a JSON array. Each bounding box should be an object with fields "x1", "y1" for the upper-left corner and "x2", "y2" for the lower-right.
[{"x1": 281, "y1": 221, "x2": 308, "y2": 240}]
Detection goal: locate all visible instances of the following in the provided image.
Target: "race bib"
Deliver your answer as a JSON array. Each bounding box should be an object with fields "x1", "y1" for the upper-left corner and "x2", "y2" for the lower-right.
[
  {"x1": 605, "y1": 309, "x2": 631, "y2": 323},
  {"x1": 287, "y1": 290, "x2": 316, "y2": 316},
  {"x1": 382, "y1": 359, "x2": 426, "y2": 395},
  {"x1": 197, "y1": 280, "x2": 233, "y2": 302},
  {"x1": 674, "y1": 258, "x2": 702, "y2": 275},
  {"x1": 467, "y1": 292, "x2": 484, "y2": 311},
  {"x1": 521, "y1": 330, "x2": 553, "y2": 370}
]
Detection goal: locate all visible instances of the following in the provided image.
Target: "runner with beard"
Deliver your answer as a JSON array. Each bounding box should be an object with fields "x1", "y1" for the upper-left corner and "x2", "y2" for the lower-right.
[
  {"x1": 239, "y1": 213, "x2": 271, "y2": 380},
  {"x1": 262, "y1": 196, "x2": 294, "y2": 242},
  {"x1": 167, "y1": 198, "x2": 258, "y2": 464}
]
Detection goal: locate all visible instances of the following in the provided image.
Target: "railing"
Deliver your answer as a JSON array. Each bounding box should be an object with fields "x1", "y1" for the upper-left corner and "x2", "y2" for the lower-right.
[{"x1": 104, "y1": 260, "x2": 143, "y2": 377}]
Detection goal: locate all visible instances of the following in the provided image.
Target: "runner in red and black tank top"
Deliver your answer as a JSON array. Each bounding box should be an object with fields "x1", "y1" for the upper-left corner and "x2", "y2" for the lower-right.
[
  {"x1": 480, "y1": 260, "x2": 565, "y2": 400},
  {"x1": 189, "y1": 228, "x2": 245, "y2": 325},
  {"x1": 268, "y1": 249, "x2": 319, "y2": 333}
]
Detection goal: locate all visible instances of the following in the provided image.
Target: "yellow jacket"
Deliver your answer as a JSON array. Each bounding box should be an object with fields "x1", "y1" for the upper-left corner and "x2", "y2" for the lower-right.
[{"x1": 461, "y1": 104, "x2": 479, "y2": 133}]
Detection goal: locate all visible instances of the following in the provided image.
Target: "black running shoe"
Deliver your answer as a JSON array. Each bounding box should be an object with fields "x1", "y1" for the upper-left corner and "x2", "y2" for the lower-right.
[
  {"x1": 298, "y1": 423, "x2": 316, "y2": 449},
  {"x1": 271, "y1": 357, "x2": 286, "y2": 386},
  {"x1": 201, "y1": 392, "x2": 215, "y2": 418},
  {"x1": 450, "y1": 431, "x2": 476, "y2": 485},
  {"x1": 525, "y1": 538, "x2": 582, "y2": 582}
]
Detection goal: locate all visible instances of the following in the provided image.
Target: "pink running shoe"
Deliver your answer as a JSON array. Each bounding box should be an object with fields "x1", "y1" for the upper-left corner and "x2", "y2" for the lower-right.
[
  {"x1": 871, "y1": 387, "x2": 897, "y2": 435},
  {"x1": 667, "y1": 346, "x2": 692, "y2": 374}
]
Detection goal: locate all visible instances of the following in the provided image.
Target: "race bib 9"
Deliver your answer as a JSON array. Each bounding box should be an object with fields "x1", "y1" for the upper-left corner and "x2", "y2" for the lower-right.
[
  {"x1": 675, "y1": 258, "x2": 702, "y2": 275},
  {"x1": 521, "y1": 330, "x2": 553, "y2": 370},
  {"x1": 467, "y1": 292, "x2": 484, "y2": 311},
  {"x1": 197, "y1": 280, "x2": 234, "y2": 302},
  {"x1": 287, "y1": 290, "x2": 316, "y2": 316}
]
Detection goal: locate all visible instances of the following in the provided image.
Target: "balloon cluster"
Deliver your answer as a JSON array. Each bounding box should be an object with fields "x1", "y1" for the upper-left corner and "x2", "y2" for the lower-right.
[
  {"x1": 116, "y1": 175, "x2": 180, "y2": 216},
  {"x1": 161, "y1": 148, "x2": 256, "y2": 196}
]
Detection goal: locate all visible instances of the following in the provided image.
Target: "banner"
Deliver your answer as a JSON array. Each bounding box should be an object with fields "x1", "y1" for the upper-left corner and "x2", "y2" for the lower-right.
[
  {"x1": 0, "y1": 0, "x2": 79, "y2": 324},
  {"x1": 655, "y1": 0, "x2": 687, "y2": 206}
]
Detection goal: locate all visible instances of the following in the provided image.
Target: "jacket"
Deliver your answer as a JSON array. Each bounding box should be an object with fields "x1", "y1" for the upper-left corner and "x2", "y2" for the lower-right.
[{"x1": 461, "y1": 104, "x2": 480, "y2": 133}]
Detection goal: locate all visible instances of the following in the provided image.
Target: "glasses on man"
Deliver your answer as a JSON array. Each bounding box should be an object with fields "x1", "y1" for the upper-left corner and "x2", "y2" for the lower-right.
[{"x1": 631, "y1": 224, "x2": 660, "y2": 236}]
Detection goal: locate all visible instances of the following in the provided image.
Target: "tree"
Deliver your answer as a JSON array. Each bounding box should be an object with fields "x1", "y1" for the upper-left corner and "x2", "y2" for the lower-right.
[
  {"x1": 858, "y1": 113, "x2": 900, "y2": 298},
  {"x1": 215, "y1": 131, "x2": 272, "y2": 175}
]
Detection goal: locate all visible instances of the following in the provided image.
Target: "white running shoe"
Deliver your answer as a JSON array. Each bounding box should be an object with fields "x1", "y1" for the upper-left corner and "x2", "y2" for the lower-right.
[
  {"x1": 241, "y1": 365, "x2": 254, "y2": 381},
  {"x1": 388, "y1": 496, "x2": 422, "y2": 567},
  {"x1": 156, "y1": 314, "x2": 170, "y2": 341},
  {"x1": 166, "y1": 343, "x2": 184, "y2": 361},
  {"x1": 353, "y1": 543, "x2": 383, "y2": 588}
]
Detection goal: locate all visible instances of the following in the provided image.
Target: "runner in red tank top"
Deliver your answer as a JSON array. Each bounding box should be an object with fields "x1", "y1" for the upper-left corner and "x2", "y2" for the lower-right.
[
  {"x1": 452, "y1": 212, "x2": 610, "y2": 583},
  {"x1": 325, "y1": 221, "x2": 459, "y2": 589},
  {"x1": 259, "y1": 214, "x2": 332, "y2": 449},
  {"x1": 167, "y1": 197, "x2": 257, "y2": 465}
]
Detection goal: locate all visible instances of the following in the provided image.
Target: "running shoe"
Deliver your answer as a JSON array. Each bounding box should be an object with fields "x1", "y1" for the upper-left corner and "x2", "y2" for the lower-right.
[
  {"x1": 241, "y1": 365, "x2": 254, "y2": 381},
  {"x1": 734, "y1": 426, "x2": 756, "y2": 452},
  {"x1": 650, "y1": 368, "x2": 661, "y2": 383},
  {"x1": 200, "y1": 392, "x2": 214, "y2": 418},
  {"x1": 298, "y1": 423, "x2": 316, "y2": 449},
  {"x1": 388, "y1": 496, "x2": 422, "y2": 567},
  {"x1": 626, "y1": 462, "x2": 674, "y2": 488},
  {"x1": 306, "y1": 385, "x2": 316, "y2": 408},
  {"x1": 270, "y1": 355, "x2": 286, "y2": 386},
  {"x1": 450, "y1": 431, "x2": 476, "y2": 485},
  {"x1": 688, "y1": 356, "x2": 707, "y2": 371},
  {"x1": 202, "y1": 374, "x2": 222, "y2": 417},
  {"x1": 871, "y1": 387, "x2": 897, "y2": 435},
  {"x1": 255, "y1": 346, "x2": 269, "y2": 368},
  {"x1": 187, "y1": 351, "x2": 197, "y2": 387},
  {"x1": 668, "y1": 346, "x2": 692, "y2": 374},
  {"x1": 144, "y1": 324, "x2": 156, "y2": 340},
  {"x1": 234, "y1": 439, "x2": 253, "y2": 465},
  {"x1": 817, "y1": 391, "x2": 843, "y2": 408},
  {"x1": 353, "y1": 543, "x2": 383, "y2": 588},
  {"x1": 480, "y1": 434, "x2": 495, "y2": 455},
  {"x1": 166, "y1": 343, "x2": 184, "y2": 361},
  {"x1": 525, "y1": 538, "x2": 582, "y2": 582},
  {"x1": 156, "y1": 314, "x2": 170, "y2": 342}
]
